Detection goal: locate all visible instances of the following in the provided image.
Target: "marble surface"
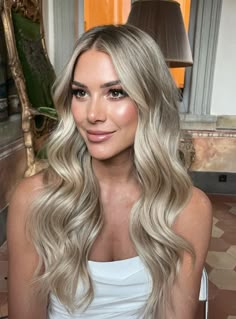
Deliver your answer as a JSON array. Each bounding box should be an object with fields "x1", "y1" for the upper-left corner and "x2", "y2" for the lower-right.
[{"x1": 189, "y1": 132, "x2": 236, "y2": 172}]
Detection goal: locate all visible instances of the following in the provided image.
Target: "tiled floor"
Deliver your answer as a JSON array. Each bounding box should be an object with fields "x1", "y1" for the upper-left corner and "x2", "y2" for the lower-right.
[
  {"x1": 206, "y1": 194, "x2": 236, "y2": 319},
  {"x1": 0, "y1": 194, "x2": 236, "y2": 319}
]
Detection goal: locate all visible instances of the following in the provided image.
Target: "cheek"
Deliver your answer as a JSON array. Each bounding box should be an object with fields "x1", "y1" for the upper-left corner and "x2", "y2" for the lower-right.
[
  {"x1": 71, "y1": 102, "x2": 83, "y2": 125},
  {"x1": 112, "y1": 102, "x2": 138, "y2": 128}
]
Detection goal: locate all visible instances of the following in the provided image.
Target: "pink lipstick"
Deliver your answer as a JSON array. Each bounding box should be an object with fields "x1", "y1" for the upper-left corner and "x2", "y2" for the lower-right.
[{"x1": 86, "y1": 130, "x2": 115, "y2": 142}]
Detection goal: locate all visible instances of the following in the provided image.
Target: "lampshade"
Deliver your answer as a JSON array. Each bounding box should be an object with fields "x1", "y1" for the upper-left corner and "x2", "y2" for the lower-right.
[{"x1": 127, "y1": 0, "x2": 193, "y2": 68}]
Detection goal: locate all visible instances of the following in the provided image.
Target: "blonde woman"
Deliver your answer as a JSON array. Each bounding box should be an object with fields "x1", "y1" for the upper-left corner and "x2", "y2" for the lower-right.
[{"x1": 8, "y1": 24, "x2": 212, "y2": 319}]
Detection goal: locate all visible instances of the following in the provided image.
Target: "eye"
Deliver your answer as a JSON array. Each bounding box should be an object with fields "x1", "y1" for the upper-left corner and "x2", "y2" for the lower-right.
[
  {"x1": 108, "y1": 89, "x2": 128, "y2": 99},
  {"x1": 71, "y1": 88, "x2": 87, "y2": 99}
]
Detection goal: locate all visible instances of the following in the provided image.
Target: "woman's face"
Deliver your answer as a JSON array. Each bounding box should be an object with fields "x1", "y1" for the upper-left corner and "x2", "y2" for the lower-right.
[{"x1": 71, "y1": 49, "x2": 138, "y2": 161}]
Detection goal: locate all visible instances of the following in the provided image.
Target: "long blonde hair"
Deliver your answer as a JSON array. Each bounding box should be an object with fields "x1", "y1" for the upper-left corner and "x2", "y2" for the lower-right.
[{"x1": 27, "y1": 24, "x2": 193, "y2": 318}]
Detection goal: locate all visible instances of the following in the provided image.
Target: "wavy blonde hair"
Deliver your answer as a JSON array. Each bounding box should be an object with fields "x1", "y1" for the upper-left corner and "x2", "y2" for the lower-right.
[{"x1": 27, "y1": 24, "x2": 194, "y2": 318}]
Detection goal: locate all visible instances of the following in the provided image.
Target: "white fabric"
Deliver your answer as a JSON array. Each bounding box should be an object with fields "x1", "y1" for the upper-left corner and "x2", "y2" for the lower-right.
[
  {"x1": 199, "y1": 268, "x2": 208, "y2": 301},
  {"x1": 48, "y1": 256, "x2": 207, "y2": 318},
  {"x1": 48, "y1": 256, "x2": 152, "y2": 319}
]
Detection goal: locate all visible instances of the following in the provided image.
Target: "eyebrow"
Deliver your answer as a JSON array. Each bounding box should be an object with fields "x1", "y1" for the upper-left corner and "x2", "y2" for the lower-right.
[{"x1": 71, "y1": 80, "x2": 121, "y2": 89}]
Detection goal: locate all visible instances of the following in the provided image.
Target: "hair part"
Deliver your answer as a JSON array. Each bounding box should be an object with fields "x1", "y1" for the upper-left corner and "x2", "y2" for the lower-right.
[{"x1": 27, "y1": 24, "x2": 194, "y2": 318}]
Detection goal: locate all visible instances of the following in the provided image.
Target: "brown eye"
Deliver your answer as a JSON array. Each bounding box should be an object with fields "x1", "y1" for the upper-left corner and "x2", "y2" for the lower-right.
[
  {"x1": 72, "y1": 89, "x2": 87, "y2": 98},
  {"x1": 108, "y1": 89, "x2": 128, "y2": 99}
]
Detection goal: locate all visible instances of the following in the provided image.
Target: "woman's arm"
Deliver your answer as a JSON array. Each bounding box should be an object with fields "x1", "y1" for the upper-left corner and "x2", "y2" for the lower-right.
[
  {"x1": 166, "y1": 187, "x2": 213, "y2": 319},
  {"x1": 7, "y1": 175, "x2": 48, "y2": 319}
]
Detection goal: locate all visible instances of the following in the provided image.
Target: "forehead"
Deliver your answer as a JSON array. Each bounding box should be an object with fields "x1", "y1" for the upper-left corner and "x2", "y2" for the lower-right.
[{"x1": 73, "y1": 49, "x2": 119, "y2": 83}]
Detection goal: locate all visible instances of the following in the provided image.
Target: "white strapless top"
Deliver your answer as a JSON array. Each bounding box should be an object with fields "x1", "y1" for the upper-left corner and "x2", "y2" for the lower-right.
[
  {"x1": 48, "y1": 256, "x2": 207, "y2": 319},
  {"x1": 48, "y1": 256, "x2": 152, "y2": 319}
]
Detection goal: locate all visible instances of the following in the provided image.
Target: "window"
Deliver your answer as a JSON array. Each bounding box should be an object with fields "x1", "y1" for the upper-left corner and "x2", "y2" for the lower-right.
[
  {"x1": 181, "y1": 0, "x2": 222, "y2": 117},
  {"x1": 43, "y1": 0, "x2": 223, "y2": 122},
  {"x1": 170, "y1": 0, "x2": 191, "y2": 89}
]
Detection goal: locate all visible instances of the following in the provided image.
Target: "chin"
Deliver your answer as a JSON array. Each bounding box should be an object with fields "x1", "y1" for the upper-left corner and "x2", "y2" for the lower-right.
[
  {"x1": 88, "y1": 152, "x2": 115, "y2": 161},
  {"x1": 86, "y1": 146, "x2": 134, "y2": 163}
]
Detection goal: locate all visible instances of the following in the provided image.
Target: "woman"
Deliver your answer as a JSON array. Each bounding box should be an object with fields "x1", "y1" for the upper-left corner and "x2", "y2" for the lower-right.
[{"x1": 7, "y1": 24, "x2": 212, "y2": 319}]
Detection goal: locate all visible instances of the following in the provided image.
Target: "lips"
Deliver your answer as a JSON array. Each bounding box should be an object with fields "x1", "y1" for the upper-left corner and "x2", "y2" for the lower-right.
[{"x1": 86, "y1": 130, "x2": 115, "y2": 142}]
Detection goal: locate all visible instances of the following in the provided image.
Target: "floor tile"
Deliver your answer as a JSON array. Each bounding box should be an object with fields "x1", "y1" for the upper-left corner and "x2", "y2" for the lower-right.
[
  {"x1": 209, "y1": 237, "x2": 230, "y2": 252},
  {"x1": 222, "y1": 231, "x2": 236, "y2": 245},
  {"x1": 206, "y1": 251, "x2": 236, "y2": 269},
  {"x1": 227, "y1": 246, "x2": 236, "y2": 259},
  {"x1": 213, "y1": 290, "x2": 236, "y2": 315},
  {"x1": 208, "y1": 280, "x2": 220, "y2": 301},
  {"x1": 212, "y1": 225, "x2": 224, "y2": 238},
  {"x1": 208, "y1": 195, "x2": 236, "y2": 202},
  {"x1": 213, "y1": 206, "x2": 229, "y2": 217},
  {"x1": 208, "y1": 302, "x2": 227, "y2": 319},
  {"x1": 205, "y1": 262, "x2": 213, "y2": 274},
  {"x1": 225, "y1": 202, "x2": 236, "y2": 216},
  {"x1": 217, "y1": 220, "x2": 236, "y2": 232},
  {"x1": 213, "y1": 216, "x2": 219, "y2": 225},
  {"x1": 209, "y1": 269, "x2": 236, "y2": 290},
  {"x1": 229, "y1": 207, "x2": 236, "y2": 215}
]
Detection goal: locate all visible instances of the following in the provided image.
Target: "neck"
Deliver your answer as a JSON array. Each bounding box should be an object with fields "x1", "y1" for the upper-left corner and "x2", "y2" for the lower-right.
[
  {"x1": 92, "y1": 152, "x2": 136, "y2": 186},
  {"x1": 92, "y1": 151, "x2": 141, "y2": 204}
]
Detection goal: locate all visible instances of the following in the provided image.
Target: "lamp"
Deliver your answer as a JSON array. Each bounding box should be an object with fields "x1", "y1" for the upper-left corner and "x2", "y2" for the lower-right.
[{"x1": 127, "y1": 0, "x2": 193, "y2": 68}]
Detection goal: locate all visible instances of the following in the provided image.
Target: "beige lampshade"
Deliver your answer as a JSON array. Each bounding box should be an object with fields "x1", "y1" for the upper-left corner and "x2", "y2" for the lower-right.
[{"x1": 127, "y1": 0, "x2": 193, "y2": 67}]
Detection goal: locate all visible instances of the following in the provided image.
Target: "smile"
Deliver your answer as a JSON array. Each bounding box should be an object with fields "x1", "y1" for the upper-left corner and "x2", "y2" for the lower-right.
[{"x1": 86, "y1": 130, "x2": 115, "y2": 142}]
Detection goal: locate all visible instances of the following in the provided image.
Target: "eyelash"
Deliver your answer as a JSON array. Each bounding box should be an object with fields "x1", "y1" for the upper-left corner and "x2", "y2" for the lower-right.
[
  {"x1": 71, "y1": 88, "x2": 128, "y2": 100},
  {"x1": 71, "y1": 88, "x2": 87, "y2": 98},
  {"x1": 108, "y1": 89, "x2": 128, "y2": 99}
]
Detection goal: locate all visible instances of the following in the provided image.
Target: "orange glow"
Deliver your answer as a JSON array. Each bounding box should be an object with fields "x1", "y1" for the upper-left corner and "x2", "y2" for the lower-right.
[
  {"x1": 84, "y1": 0, "x2": 191, "y2": 88},
  {"x1": 170, "y1": 0, "x2": 191, "y2": 88},
  {"x1": 84, "y1": 0, "x2": 131, "y2": 31}
]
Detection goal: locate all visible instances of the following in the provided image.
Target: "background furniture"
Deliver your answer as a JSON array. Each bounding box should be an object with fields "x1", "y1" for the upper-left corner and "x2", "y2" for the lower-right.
[{"x1": 1, "y1": 0, "x2": 56, "y2": 177}]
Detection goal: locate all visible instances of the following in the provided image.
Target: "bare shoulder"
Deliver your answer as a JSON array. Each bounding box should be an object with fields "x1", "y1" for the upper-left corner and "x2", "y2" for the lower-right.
[
  {"x1": 7, "y1": 173, "x2": 49, "y2": 318},
  {"x1": 187, "y1": 186, "x2": 212, "y2": 226},
  {"x1": 174, "y1": 187, "x2": 213, "y2": 258},
  {"x1": 11, "y1": 171, "x2": 44, "y2": 198},
  {"x1": 9, "y1": 172, "x2": 44, "y2": 216},
  {"x1": 7, "y1": 172, "x2": 45, "y2": 245},
  {"x1": 175, "y1": 186, "x2": 212, "y2": 229},
  {"x1": 187, "y1": 186, "x2": 212, "y2": 214},
  {"x1": 7, "y1": 171, "x2": 45, "y2": 265}
]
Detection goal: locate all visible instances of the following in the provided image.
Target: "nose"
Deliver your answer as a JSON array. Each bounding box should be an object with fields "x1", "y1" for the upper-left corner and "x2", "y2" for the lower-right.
[{"x1": 87, "y1": 96, "x2": 106, "y2": 123}]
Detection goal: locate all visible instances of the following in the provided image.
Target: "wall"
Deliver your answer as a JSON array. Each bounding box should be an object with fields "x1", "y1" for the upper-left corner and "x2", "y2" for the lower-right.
[
  {"x1": 188, "y1": 0, "x2": 236, "y2": 180},
  {"x1": 43, "y1": 0, "x2": 76, "y2": 75},
  {"x1": 211, "y1": 0, "x2": 236, "y2": 115}
]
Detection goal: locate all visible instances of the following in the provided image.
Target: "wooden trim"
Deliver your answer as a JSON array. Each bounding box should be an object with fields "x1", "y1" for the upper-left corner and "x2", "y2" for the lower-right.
[
  {"x1": 1, "y1": 0, "x2": 54, "y2": 176},
  {"x1": 1, "y1": 0, "x2": 36, "y2": 175}
]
